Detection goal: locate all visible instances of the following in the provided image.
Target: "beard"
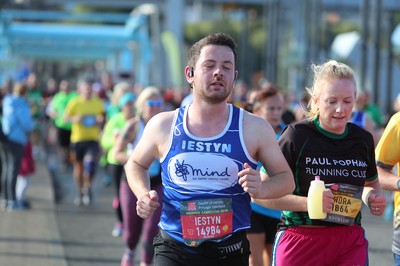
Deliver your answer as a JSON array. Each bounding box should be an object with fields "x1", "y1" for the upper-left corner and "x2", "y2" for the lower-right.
[{"x1": 195, "y1": 86, "x2": 231, "y2": 104}]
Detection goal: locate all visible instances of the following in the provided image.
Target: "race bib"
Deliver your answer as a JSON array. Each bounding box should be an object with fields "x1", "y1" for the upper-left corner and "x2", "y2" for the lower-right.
[
  {"x1": 323, "y1": 183, "x2": 363, "y2": 225},
  {"x1": 180, "y1": 198, "x2": 233, "y2": 247},
  {"x1": 81, "y1": 115, "x2": 97, "y2": 127}
]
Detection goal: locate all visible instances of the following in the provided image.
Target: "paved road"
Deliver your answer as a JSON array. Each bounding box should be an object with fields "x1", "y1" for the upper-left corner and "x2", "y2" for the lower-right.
[
  {"x1": 48, "y1": 153, "x2": 126, "y2": 266},
  {"x1": 0, "y1": 148, "x2": 396, "y2": 266}
]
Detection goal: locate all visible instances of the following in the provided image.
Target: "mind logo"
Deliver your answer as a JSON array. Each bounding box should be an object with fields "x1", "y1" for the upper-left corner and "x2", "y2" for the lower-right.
[
  {"x1": 168, "y1": 152, "x2": 241, "y2": 190},
  {"x1": 175, "y1": 160, "x2": 190, "y2": 181}
]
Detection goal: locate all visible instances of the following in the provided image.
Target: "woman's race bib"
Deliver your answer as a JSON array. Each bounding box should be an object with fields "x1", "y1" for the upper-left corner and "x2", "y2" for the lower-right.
[{"x1": 323, "y1": 183, "x2": 363, "y2": 225}]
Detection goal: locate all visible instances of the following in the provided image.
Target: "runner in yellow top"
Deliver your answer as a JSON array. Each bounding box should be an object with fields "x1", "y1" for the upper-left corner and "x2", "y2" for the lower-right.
[
  {"x1": 375, "y1": 111, "x2": 400, "y2": 264},
  {"x1": 64, "y1": 78, "x2": 105, "y2": 206}
]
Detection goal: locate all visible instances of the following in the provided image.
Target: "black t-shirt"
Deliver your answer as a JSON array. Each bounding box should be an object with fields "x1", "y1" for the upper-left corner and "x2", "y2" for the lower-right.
[{"x1": 278, "y1": 118, "x2": 377, "y2": 229}]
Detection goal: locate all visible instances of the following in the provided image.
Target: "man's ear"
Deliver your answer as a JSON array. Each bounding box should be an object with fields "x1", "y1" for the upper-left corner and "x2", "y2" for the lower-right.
[
  {"x1": 185, "y1": 66, "x2": 194, "y2": 88},
  {"x1": 233, "y1": 71, "x2": 238, "y2": 86},
  {"x1": 185, "y1": 66, "x2": 194, "y2": 78}
]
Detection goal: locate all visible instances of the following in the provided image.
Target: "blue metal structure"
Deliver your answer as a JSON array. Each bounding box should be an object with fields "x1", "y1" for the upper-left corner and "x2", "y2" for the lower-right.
[{"x1": 0, "y1": 9, "x2": 152, "y2": 85}]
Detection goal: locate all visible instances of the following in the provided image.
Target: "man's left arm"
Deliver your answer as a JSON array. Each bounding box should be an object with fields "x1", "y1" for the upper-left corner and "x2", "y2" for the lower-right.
[{"x1": 238, "y1": 114, "x2": 294, "y2": 199}]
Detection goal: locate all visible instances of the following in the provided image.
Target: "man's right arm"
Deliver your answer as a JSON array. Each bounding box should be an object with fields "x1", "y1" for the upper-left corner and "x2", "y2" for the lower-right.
[
  {"x1": 125, "y1": 111, "x2": 174, "y2": 218},
  {"x1": 63, "y1": 101, "x2": 81, "y2": 124}
]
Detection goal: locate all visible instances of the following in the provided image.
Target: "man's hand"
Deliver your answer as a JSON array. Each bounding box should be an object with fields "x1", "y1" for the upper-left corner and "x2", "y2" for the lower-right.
[
  {"x1": 136, "y1": 190, "x2": 160, "y2": 219},
  {"x1": 238, "y1": 163, "x2": 262, "y2": 198}
]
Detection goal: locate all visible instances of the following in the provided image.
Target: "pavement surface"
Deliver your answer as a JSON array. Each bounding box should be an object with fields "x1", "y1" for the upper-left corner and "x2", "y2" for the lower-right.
[
  {"x1": 0, "y1": 157, "x2": 68, "y2": 266},
  {"x1": 0, "y1": 148, "x2": 396, "y2": 266},
  {"x1": 0, "y1": 148, "x2": 126, "y2": 266}
]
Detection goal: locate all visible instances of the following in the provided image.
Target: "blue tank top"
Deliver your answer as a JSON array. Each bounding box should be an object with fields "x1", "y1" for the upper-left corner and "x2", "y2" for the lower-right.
[{"x1": 159, "y1": 104, "x2": 258, "y2": 246}]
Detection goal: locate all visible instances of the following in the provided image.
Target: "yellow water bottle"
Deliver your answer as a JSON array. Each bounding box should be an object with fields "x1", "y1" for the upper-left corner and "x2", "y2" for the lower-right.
[{"x1": 307, "y1": 175, "x2": 327, "y2": 219}]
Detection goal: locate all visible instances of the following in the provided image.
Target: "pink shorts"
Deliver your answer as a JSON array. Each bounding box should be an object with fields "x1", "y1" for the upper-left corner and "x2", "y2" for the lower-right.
[{"x1": 272, "y1": 225, "x2": 368, "y2": 266}]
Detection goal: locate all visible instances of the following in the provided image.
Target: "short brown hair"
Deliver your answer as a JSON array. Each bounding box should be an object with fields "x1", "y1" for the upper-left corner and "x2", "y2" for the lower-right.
[{"x1": 187, "y1": 33, "x2": 238, "y2": 70}]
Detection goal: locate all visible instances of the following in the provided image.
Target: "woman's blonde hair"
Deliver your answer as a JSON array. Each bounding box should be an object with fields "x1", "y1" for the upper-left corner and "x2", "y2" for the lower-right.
[
  {"x1": 135, "y1": 86, "x2": 162, "y2": 116},
  {"x1": 305, "y1": 60, "x2": 357, "y2": 120}
]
